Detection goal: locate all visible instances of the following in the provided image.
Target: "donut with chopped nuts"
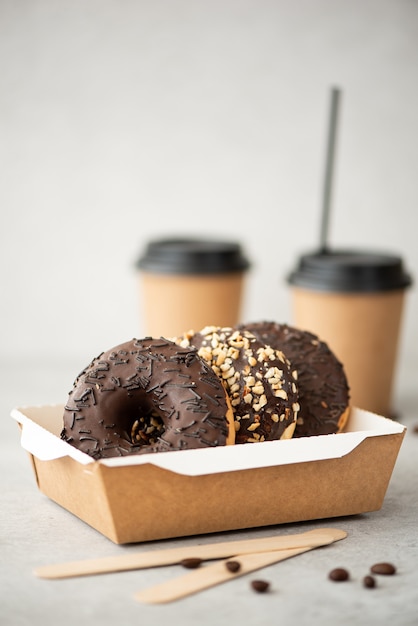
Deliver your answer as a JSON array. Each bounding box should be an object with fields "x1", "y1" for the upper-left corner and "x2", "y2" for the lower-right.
[
  {"x1": 61, "y1": 337, "x2": 235, "y2": 459},
  {"x1": 239, "y1": 322, "x2": 350, "y2": 437},
  {"x1": 176, "y1": 326, "x2": 299, "y2": 444}
]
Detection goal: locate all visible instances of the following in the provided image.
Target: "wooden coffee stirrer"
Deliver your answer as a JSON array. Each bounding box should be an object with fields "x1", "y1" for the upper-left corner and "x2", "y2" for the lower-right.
[
  {"x1": 136, "y1": 528, "x2": 347, "y2": 604},
  {"x1": 35, "y1": 528, "x2": 346, "y2": 580},
  {"x1": 136, "y1": 545, "x2": 322, "y2": 604}
]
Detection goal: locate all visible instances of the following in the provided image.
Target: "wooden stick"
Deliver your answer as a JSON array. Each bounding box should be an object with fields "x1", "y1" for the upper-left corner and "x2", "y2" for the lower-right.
[
  {"x1": 34, "y1": 528, "x2": 347, "y2": 580},
  {"x1": 136, "y1": 546, "x2": 326, "y2": 604}
]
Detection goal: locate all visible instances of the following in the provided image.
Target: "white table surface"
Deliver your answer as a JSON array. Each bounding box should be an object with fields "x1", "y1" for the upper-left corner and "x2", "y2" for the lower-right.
[{"x1": 1, "y1": 357, "x2": 418, "y2": 626}]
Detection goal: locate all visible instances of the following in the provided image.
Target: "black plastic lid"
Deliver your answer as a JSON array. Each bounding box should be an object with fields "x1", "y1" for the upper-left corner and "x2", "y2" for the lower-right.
[
  {"x1": 137, "y1": 238, "x2": 251, "y2": 275},
  {"x1": 287, "y1": 249, "x2": 412, "y2": 293}
]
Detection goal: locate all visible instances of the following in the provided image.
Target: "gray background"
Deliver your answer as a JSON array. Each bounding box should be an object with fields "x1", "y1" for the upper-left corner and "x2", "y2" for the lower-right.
[
  {"x1": 1, "y1": 3, "x2": 418, "y2": 625},
  {"x1": 1, "y1": 0, "x2": 417, "y2": 384}
]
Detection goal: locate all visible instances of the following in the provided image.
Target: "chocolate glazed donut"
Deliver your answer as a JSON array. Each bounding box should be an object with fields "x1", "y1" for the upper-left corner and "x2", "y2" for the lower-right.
[
  {"x1": 61, "y1": 338, "x2": 235, "y2": 459},
  {"x1": 239, "y1": 322, "x2": 350, "y2": 437},
  {"x1": 176, "y1": 327, "x2": 300, "y2": 444}
]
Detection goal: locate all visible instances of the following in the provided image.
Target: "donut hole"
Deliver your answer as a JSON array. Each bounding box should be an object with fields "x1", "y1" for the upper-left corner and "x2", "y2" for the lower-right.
[{"x1": 130, "y1": 410, "x2": 165, "y2": 446}]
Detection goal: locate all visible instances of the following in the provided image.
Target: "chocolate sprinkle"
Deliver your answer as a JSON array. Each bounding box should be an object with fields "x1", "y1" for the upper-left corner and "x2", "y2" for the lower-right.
[{"x1": 61, "y1": 338, "x2": 232, "y2": 459}]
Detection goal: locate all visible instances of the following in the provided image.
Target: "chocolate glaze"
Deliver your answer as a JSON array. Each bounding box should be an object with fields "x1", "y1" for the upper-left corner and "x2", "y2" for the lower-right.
[
  {"x1": 176, "y1": 326, "x2": 299, "y2": 444},
  {"x1": 61, "y1": 337, "x2": 232, "y2": 459},
  {"x1": 239, "y1": 322, "x2": 350, "y2": 437}
]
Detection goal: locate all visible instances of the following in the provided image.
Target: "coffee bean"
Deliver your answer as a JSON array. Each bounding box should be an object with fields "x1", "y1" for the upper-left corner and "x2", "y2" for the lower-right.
[
  {"x1": 180, "y1": 557, "x2": 202, "y2": 569},
  {"x1": 225, "y1": 560, "x2": 241, "y2": 573},
  {"x1": 363, "y1": 575, "x2": 376, "y2": 588},
  {"x1": 328, "y1": 567, "x2": 349, "y2": 581},
  {"x1": 370, "y1": 562, "x2": 396, "y2": 575},
  {"x1": 251, "y1": 579, "x2": 270, "y2": 593}
]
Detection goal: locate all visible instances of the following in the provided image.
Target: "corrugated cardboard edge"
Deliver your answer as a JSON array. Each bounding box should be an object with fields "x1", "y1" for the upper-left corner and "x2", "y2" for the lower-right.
[
  {"x1": 11, "y1": 404, "x2": 406, "y2": 544},
  {"x1": 11, "y1": 404, "x2": 406, "y2": 476},
  {"x1": 16, "y1": 422, "x2": 41, "y2": 490},
  {"x1": 33, "y1": 455, "x2": 121, "y2": 541}
]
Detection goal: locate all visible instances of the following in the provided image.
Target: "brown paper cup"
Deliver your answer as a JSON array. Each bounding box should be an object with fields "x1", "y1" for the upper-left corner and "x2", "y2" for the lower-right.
[
  {"x1": 288, "y1": 250, "x2": 412, "y2": 416},
  {"x1": 140, "y1": 271, "x2": 246, "y2": 338},
  {"x1": 137, "y1": 238, "x2": 250, "y2": 338}
]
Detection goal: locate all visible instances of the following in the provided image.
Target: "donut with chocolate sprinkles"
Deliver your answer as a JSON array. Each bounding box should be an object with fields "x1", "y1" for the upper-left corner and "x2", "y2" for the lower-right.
[
  {"x1": 238, "y1": 321, "x2": 350, "y2": 437},
  {"x1": 175, "y1": 326, "x2": 299, "y2": 444},
  {"x1": 61, "y1": 337, "x2": 235, "y2": 459}
]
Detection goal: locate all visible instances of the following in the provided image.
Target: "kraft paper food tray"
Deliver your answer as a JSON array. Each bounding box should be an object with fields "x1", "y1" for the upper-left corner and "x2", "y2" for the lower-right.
[{"x1": 11, "y1": 404, "x2": 405, "y2": 545}]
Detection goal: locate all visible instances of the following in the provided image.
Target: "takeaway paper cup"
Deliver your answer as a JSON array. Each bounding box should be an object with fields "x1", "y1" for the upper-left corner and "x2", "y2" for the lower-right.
[
  {"x1": 137, "y1": 238, "x2": 250, "y2": 338},
  {"x1": 287, "y1": 250, "x2": 412, "y2": 417}
]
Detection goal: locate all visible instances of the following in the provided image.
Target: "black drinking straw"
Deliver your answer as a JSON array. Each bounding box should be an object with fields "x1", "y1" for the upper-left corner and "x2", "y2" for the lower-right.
[{"x1": 319, "y1": 86, "x2": 341, "y2": 253}]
